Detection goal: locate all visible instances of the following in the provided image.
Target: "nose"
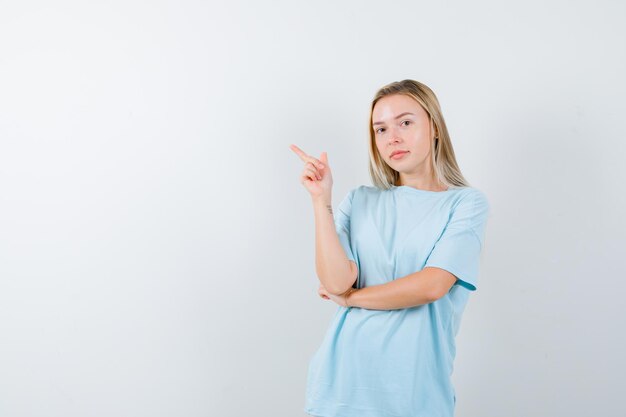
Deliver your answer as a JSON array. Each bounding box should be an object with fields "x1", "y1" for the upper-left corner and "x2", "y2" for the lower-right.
[{"x1": 388, "y1": 126, "x2": 402, "y2": 144}]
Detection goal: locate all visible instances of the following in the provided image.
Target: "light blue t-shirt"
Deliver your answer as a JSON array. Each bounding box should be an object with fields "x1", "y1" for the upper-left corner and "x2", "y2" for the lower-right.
[{"x1": 304, "y1": 184, "x2": 490, "y2": 417}]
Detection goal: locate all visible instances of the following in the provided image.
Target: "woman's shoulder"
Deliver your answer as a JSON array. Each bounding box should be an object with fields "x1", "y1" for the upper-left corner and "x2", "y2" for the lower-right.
[
  {"x1": 348, "y1": 185, "x2": 395, "y2": 202},
  {"x1": 343, "y1": 184, "x2": 379, "y2": 197},
  {"x1": 450, "y1": 186, "x2": 490, "y2": 217},
  {"x1": 456, "y1": 186, "x2": 489, "y2": 203},
  {"x1": 354, "y1": 184, "x2": 378, "y2": 194}
]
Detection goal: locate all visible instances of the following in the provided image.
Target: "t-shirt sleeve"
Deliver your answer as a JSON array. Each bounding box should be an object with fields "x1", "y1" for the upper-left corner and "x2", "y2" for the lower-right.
[
  {"x1": 335, "y1": 188, "x2": 357, "y2": 263},
  {"x1": 424, "y1": 189, "x2": 490, "y2": 291}
]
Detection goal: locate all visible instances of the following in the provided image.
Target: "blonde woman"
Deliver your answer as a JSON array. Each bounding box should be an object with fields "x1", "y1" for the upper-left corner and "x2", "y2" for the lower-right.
[{"x1": 290, "y1": 79, "x2": 490, "y2": 417}]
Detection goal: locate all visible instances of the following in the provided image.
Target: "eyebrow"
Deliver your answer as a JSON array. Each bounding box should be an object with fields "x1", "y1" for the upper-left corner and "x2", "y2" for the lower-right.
[{"x1": 372, "y1": 112, "x2": 416, "y2": 126}]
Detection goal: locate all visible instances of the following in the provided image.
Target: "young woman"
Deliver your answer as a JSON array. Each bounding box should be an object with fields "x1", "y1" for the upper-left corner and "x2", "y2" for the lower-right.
[{"x1": 290, "y1": 79, "x2": 490, "y2": 417}]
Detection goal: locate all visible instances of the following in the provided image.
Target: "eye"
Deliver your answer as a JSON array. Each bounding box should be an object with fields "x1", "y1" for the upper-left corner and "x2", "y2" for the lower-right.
[
  {"x1": 401, "y1": 120, "x2": 411, "y2": 126},
  {"x1": 375, "y1": 127, "x2": 385, "y2": 134}
]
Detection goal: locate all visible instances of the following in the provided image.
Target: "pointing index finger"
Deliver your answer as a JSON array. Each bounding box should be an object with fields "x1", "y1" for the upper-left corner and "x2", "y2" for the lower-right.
[
  {"x1": 289, "y1": 144, "x2": 325, "y2": 168},
  {"x1": 289, "y1": 144, "x2": 309, "y2": 161}
]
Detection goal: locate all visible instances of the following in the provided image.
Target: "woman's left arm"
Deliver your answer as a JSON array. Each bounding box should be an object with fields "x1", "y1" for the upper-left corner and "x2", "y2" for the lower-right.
[{"x1": 323, "y1": 267, "x2": 457, "y2": 310}]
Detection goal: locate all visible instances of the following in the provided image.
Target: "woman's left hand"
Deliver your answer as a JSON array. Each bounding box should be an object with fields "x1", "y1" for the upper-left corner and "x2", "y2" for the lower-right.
[{"x1": 318, "y1": 282, "x2": 357, "y2": 307}]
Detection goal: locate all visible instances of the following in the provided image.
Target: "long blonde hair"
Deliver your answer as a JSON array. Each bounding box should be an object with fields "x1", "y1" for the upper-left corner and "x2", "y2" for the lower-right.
[{"x1": 367, "y1": 79, "x2": 470, "y2": 189}]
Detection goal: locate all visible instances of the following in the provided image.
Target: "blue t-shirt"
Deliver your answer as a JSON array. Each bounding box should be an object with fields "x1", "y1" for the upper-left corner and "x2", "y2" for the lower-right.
[{"x1": 304, "y1": 184, "x2": 490, "y2": 417}]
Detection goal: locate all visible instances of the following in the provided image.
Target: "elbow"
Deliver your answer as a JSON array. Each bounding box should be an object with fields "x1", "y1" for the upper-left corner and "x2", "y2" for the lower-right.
[
  {"x1": 327, "y1": 286, "x2": 352, "y2": 296},
  {"x1": 326, "y1": 284, "x2": 351, "y2": 296},
  {"x1": 325, "y1": 278, "x2": 353, "y2": 296},
  {"x1": 326, "y1": 262, "x2": 358, "y2": 296}
]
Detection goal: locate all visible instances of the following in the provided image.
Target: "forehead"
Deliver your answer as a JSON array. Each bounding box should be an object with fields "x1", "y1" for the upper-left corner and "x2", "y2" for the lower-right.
[{"x1": 372, "y1": 94, "x2": 427, "y2": 121}]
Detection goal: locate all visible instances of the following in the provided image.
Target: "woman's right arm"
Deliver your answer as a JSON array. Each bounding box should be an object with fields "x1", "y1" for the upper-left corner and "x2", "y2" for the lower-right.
[
  {"x1": 312, "y1": 195, "x2": 358, "y2": 296},
  {"x1": 288, "y1": 144, "x2": 356, "y2": 295}
]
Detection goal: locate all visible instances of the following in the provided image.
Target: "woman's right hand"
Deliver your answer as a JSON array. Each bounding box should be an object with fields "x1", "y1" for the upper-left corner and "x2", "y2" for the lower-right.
[{"x1": 289, "y1": 144, "x2": 333, "y2": 200}]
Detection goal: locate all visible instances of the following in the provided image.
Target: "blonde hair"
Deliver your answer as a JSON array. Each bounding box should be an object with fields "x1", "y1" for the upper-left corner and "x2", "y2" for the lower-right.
[{"x1": 367, "y1": 79, "x2": 470, "y2": 190}]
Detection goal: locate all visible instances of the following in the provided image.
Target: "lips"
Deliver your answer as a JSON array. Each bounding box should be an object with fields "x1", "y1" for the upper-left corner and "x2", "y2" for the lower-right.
[{"x1": 390, "y1": 150, "x2": 409, "y2": 159}]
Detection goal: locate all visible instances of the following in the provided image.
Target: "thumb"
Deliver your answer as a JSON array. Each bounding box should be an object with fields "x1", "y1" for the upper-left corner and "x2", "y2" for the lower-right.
[{"x1": 320, "y1": 151, "x2": 328, "y2": 164}]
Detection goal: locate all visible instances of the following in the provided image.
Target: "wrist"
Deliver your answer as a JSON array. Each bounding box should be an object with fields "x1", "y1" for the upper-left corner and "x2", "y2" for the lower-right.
[
  {"x1": 346, "y1": 288, "x2": 357, "y2": 307},
  {"x1": 311, "y1": 194, "x2": 332, "y2": 207}
]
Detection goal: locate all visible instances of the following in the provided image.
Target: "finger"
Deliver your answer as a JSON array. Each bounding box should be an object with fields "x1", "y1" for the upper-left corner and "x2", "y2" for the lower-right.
[
  {"x1": 301, "y1": 168, "x2": 318, "y2": 182},
  {"x1": 289, "y1": 144, "x2": 311, "y2": 161},
  {"x1": 305, "y1": 163, "x2": 322, "y2": 180},
  {"x1": 316, "y1": 152, "x2": 327, "y2": 168},
  {"x1": 290, "y1": 144, "x2": 325, "y2": 169},
  {"x1": 305, "y1": 168, "x2": 322, "y2": 180},
  {"x1": 303, "y1": 162, "x2": 322, "y2": 179}
]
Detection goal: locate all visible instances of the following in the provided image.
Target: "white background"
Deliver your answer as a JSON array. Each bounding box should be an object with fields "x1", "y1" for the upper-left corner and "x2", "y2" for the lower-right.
[{"x1": 1, "y1": 1, "x2": 625, "y2": 416}]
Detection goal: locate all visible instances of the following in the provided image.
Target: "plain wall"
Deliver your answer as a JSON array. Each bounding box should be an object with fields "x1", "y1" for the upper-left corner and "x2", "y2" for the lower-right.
[{"x1": 1, "y1": 1, "x2": 625, "y2": 416}]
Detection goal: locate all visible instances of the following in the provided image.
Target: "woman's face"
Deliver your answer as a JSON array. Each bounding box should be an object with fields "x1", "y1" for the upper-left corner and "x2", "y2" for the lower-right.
[{"x1": 372, "y1": 94, "x2": 435, "y2": 179}]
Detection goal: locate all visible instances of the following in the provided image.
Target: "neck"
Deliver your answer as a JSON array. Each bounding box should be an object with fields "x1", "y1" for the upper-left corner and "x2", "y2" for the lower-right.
[{"x1": 396, "y1": 176, "x2": 447, "y2": 192}]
